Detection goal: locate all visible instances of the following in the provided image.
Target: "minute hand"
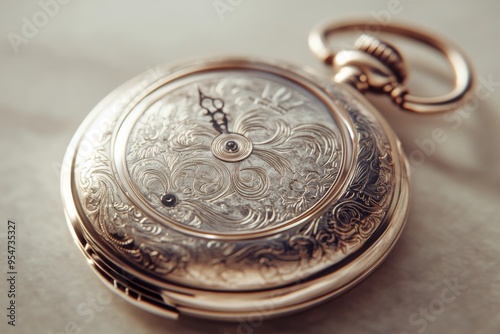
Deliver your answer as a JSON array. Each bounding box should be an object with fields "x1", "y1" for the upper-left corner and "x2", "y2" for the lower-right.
[{"x1": 198, "y1": 89, "x2": 230, "y2": 134}]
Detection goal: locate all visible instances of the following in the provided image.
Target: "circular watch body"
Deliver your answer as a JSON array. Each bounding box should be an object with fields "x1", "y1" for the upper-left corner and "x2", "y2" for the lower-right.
[{"x1": 61, "y1": 58, "x2": 410, "y2": 320}]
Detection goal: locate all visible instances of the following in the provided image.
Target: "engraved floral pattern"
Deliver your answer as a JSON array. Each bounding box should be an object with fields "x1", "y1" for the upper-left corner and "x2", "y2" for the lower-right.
[
  {"x1": 73, "y1": 63, "x2": 400, "y2": 290},
  {"x1": 125, "y1": 79, "x2": 342, "y2": 232}
]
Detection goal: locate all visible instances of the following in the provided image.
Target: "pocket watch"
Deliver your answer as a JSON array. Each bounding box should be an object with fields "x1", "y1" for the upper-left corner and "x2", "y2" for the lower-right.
[{"x1": 61, "y1": 20, "x2": 474, "y2": 320}]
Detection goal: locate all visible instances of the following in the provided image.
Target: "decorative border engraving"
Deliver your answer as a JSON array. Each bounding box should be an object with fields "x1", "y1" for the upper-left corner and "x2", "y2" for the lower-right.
[{"x1": 75, "y1": 65, "x2": 395, "y2": 289}]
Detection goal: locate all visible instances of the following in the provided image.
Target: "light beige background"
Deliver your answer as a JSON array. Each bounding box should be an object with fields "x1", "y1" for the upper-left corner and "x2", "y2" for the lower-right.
[{"x1": 1, "y1": 1, "x2": 499, "y2": 333}]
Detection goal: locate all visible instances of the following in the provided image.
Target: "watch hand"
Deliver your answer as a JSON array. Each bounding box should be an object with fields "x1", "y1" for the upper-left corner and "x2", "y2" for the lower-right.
[{"x1": 198, "y1": 88, "x2": 230, "y2": 134}]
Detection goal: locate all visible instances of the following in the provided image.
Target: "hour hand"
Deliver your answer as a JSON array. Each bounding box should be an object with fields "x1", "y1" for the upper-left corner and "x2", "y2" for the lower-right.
[{"x1": 198, "y1": 89, "x2": 229, "y2": 134}]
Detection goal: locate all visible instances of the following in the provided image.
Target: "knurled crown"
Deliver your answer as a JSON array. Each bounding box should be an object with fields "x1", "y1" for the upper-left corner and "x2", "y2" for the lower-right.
[{"x1": 354, "y1": 34, "x2": 407, "y2": 82}]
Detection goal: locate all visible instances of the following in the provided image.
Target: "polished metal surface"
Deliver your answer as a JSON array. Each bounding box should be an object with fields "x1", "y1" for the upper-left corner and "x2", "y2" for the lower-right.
[{"x1": 61, "y1": 57, "x2": 411, "y2": 320}]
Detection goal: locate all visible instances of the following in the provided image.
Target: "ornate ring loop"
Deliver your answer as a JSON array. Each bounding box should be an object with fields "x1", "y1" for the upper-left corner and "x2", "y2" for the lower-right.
[{"x1": 309, "y1": 19, "x2": 475, "y2": 113}]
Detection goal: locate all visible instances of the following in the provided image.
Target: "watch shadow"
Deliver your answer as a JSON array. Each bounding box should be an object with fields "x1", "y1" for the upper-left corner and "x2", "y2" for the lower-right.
[{"x1": 368, "y1": 75, "x2": 500, "y2": 193}]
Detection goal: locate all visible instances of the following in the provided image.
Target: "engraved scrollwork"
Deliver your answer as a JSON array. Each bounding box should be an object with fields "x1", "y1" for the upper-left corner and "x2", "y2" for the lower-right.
[
  {"x1": 79, "y1": 144, "x2": 199, "y2": 274},
  {"x1": 124, "y1": 78, "x2": 342, "y2": 232},
  {"x1": 74, "y1": 65, "x2": 398, "y2": 289},
  {"x1": 215, "y1": 98, "x2": 395, "y2": 278}
]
